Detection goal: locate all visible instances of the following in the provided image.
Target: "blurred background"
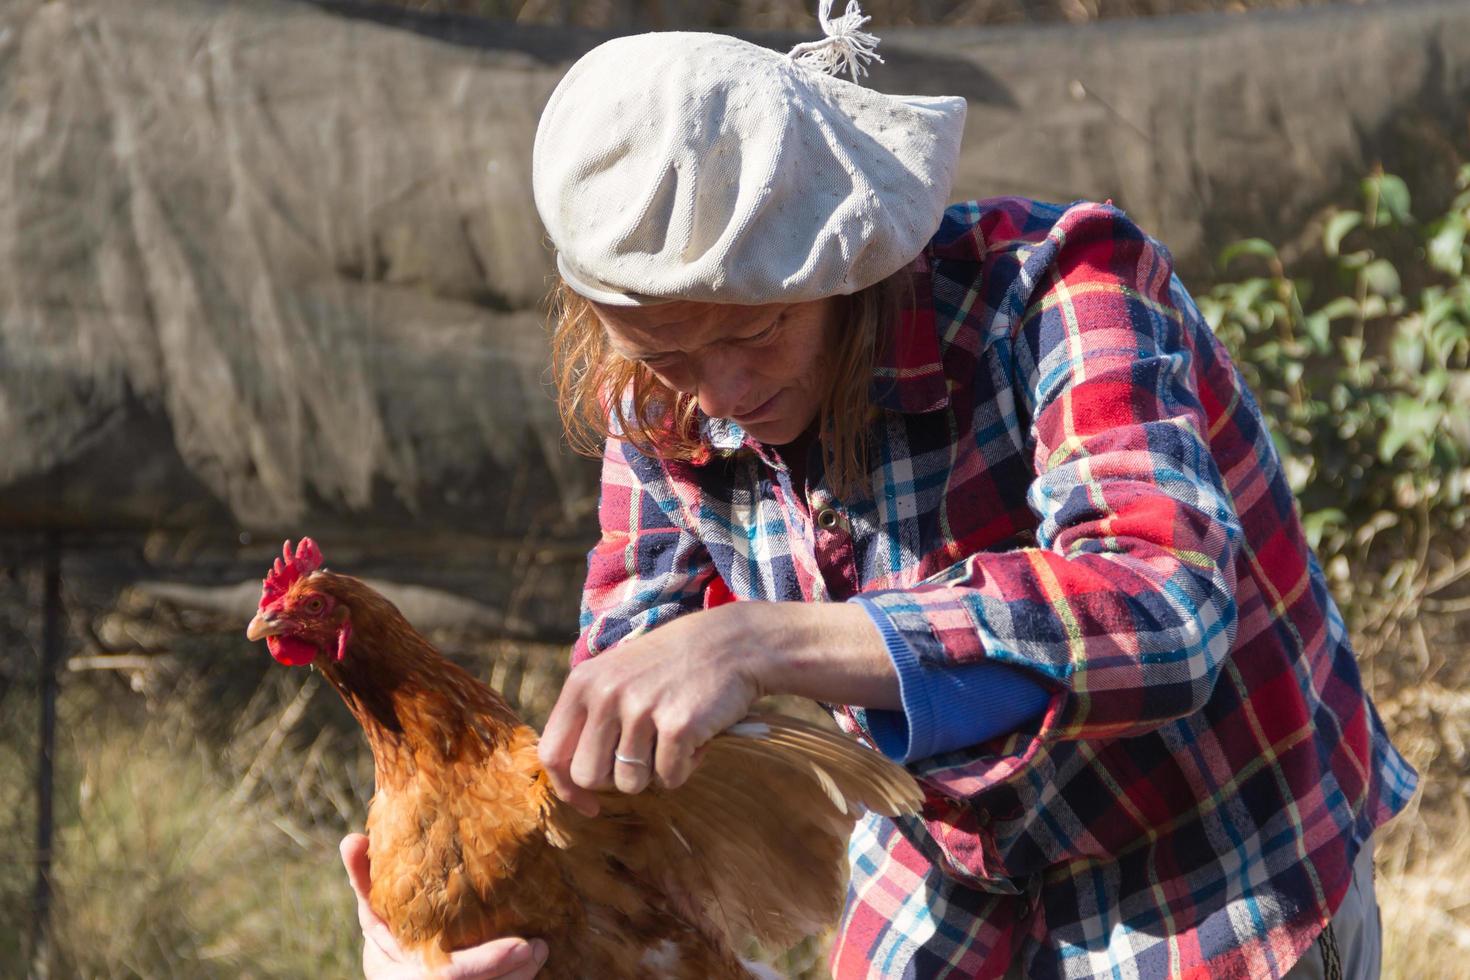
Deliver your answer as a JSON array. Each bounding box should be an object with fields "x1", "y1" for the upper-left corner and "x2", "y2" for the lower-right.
[{"x1": 0, "y1": 0, "x2": 1466, "y2": 976}]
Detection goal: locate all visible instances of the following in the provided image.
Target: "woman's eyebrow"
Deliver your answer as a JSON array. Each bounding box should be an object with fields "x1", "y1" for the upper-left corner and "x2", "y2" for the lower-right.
[
  {"x1": 605, "y1": 309, "x2": 778, "y2": 360},
  {"x1": 606, "y1": 335, "x2": 677, "y2": 360}
]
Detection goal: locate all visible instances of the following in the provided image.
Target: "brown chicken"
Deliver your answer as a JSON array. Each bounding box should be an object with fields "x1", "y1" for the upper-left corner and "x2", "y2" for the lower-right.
[{"x1": 245, "y1": 538, "x2": 921, "y2": 979}]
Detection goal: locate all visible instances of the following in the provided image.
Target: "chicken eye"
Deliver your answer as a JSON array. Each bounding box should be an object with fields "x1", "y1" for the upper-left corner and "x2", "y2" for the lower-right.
[{"x1": 303, "y1": 597, "x2": 326, "y2": 614}]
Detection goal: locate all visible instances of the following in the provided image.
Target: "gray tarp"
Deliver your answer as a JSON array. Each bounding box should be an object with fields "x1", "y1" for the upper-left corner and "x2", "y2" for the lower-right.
[{"x1": 2, "y1": 0, "x2": 1468, "y2": 536}]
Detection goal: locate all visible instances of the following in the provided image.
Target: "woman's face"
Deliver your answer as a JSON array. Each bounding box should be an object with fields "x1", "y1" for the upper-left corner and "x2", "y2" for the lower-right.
[{"x1": 593, "y1": 296, "x2": 845, "y2": 446}]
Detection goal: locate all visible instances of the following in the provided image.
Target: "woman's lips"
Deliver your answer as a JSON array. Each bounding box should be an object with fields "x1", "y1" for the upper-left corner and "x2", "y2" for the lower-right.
[{"x1": 734, "y1": 391, "x2": 780, "y2": 425}]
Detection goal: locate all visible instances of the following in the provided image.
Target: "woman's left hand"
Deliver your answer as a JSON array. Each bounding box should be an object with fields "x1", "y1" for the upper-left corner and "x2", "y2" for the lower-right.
[
  {"x1": 536, "y1": 600, "x2": 899, "y2": 817},
  {"x1": 537, "y1": 602, "x2": 765, "y2": 816}
]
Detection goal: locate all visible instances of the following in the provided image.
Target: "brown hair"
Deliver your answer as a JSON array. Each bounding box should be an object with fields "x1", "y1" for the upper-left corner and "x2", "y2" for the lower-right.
[{"x1": 548, "y1": 272, "x2": 911, "y2": 497}]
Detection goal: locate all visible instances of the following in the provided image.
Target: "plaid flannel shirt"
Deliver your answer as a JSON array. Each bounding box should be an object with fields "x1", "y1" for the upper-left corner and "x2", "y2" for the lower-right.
[{"x1": 571, "y1": 198, "x2": 1417, "y2": 979}]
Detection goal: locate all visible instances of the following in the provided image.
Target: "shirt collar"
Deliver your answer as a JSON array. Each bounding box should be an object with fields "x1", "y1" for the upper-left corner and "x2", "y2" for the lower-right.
[
  {"x1": 697, "y1": 253, "x2": 949, "y2": 455},
  {"x1": 700, "y1": 414, "x2": 748, "y2": 453}
]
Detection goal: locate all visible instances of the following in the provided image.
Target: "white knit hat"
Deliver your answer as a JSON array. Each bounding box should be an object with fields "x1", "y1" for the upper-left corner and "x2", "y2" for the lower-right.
[{"x1": 532, "y1": 2, "x2": 967, "y2": 306}]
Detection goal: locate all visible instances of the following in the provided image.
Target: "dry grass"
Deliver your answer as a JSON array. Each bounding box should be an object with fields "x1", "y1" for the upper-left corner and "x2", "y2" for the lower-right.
[
  {"x1": 0, "y1": 678, "x2": 366, "y2": 979},
  {"x1": 1377, "y1": 824, "x2": 1470, "y2": 979},
  {"x1": 1370, "y1": 679, "x2": 1470, "y2": 980}
]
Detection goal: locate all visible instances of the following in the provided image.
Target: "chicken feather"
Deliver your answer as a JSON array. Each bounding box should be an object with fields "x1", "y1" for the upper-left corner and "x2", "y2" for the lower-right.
[{"x1": 247, "y1": 544, "x2": 922, "y2": 980}]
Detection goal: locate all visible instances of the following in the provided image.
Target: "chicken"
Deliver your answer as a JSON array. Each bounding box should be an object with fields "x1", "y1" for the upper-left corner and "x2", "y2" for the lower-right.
[{"x1": 245, "y1": 538, "x2": 922, "y2": 979}]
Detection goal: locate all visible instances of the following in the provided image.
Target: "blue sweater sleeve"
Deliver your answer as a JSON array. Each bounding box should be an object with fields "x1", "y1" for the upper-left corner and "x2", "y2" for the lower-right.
[{"x1": 852, "y1": 596, "x2": 1053, "y2": 764}]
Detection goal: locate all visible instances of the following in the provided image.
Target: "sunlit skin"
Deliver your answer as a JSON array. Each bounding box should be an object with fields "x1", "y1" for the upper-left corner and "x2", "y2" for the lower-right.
[
  {"x1": 342, "y1": 834, "x2": 548, "y2": 980},
  {"x1": 535, "y1": 297, "x2": 901, "y2": 818},
  {"x1": 593, "y1": 296, "x2": 844, "y2": 445}
]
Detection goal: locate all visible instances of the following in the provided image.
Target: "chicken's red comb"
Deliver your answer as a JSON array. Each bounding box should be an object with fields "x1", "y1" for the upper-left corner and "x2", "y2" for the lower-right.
[{"x1": 259, "y1": 538, "x2": 324, "y2": 607}]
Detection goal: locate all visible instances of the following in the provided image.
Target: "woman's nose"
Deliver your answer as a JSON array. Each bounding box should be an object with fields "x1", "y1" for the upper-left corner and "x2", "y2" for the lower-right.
[{"x1": 694, "y1": 360, "x2": 754, "y2": 420}]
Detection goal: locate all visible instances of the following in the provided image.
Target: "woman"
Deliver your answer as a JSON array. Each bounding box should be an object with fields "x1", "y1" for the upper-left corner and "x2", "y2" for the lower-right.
[{"x1": 341, "y1": 8, "x2": 1415, "y2": 979}]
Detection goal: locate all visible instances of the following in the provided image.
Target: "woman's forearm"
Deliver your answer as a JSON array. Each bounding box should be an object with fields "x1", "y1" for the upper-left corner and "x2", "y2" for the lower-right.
[
  {"x1": 540, "y1": 599, "x2": 902, "y2": 808},
  {"x1": 739, "y1": 601, "x2": 902, "y2": 711}
]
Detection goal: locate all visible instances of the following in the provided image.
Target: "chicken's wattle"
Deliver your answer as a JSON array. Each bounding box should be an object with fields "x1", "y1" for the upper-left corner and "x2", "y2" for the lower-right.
[{"x1": 267, "y1": 634, "x2": 320, "y2": 666}]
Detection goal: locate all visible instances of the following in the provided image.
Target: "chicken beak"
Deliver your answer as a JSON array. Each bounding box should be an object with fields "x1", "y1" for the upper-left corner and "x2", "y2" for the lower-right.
[{"x1": 246, "y1": 611, "x2": 281, "y2": 642}]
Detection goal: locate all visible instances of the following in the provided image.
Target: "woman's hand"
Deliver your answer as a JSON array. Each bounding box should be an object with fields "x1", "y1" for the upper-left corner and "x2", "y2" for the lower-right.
[
  {"x1": 538, "y1": 603, "x2": 761, "y2": 815},
  {"x1": 537, "y1": 601, "x2": 900, "y2": 816},
  {"x1": 340, "y1": 834, "x2": 548, "y2": 980}
]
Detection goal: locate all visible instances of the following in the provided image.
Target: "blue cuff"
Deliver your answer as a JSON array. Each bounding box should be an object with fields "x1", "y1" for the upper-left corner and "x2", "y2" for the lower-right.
[{"x1": 853, "y1": 596, "x2": 1053, "y2": 764}]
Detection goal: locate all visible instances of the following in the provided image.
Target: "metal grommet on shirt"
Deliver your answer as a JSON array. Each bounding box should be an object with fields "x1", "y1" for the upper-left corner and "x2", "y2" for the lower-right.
[{"x1": 815, "y1": 506, "x2": 844, "y2": 532}]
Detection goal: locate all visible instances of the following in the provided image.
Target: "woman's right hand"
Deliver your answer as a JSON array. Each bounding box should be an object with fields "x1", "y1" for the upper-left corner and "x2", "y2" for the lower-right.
[{"x1": 340, "y1": 834, "x2": 549, "y2": 980}]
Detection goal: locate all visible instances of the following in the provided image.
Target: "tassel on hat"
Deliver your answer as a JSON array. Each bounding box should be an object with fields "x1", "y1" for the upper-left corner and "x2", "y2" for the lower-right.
[{"x1": 786, "y1": 0, "x2": 885, "y2": 82}]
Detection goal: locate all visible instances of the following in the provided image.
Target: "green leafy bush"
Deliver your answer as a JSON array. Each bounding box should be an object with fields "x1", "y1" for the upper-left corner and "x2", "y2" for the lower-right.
[{"x1": 1198, "y1": 167, "x2": 1470, "y2": 666}]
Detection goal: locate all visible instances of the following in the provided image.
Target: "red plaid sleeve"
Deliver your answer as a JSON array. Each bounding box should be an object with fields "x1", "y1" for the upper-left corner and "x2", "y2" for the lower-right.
[
  {"x1": 859, "y1": 203, "x2": 1243, "y2": 744},
  {"x1": 571, "y1": 436, "x2": 717, "y2": 666}
]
